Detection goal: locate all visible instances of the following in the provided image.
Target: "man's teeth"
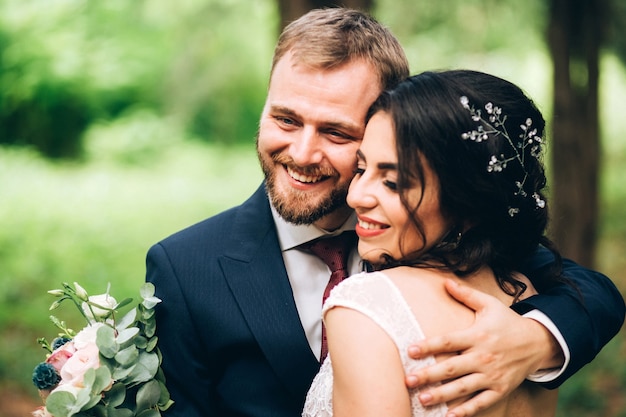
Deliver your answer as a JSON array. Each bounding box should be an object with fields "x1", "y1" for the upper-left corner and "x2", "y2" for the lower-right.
[
  {"x1": 358, "y1": 219, "x2": 386, "y2": 230},
  {"x1": 287, "y1": 166, "x2": 323, "y2": 183}
]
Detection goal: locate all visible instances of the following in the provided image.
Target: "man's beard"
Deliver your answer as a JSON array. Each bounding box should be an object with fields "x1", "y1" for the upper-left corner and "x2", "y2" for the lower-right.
[{"x1": 257, "y1": 149, "x2": 350, "y2": 225}]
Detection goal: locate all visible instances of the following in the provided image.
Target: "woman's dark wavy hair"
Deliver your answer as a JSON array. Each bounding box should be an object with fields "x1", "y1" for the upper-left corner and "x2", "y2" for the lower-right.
[{"x1": 367, "y1": 69, "x2": 564, "y2": 298}]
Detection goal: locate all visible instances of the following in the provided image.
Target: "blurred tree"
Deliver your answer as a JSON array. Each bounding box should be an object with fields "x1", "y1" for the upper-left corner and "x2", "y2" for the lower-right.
[
  {"x1": 276, "y1": 0, "x2": 373, "y2": 31},
  {"x1": 547, "y1": 0, "x2": 607, "y2": 267}
]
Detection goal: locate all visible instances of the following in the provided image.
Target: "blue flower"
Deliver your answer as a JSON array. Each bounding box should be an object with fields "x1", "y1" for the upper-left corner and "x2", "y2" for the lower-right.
[
  {"x1": 32, "y1": 362, "x2": 60, "y2": 390},
  {"x1": 52, "y1": 336, "x2": 72, "y2": 351}
]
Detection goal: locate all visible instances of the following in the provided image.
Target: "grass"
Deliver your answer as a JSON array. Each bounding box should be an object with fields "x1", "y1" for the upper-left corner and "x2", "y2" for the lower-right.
[{"x1": 0, "y1": 142, "x2": 263, "y2": 400}]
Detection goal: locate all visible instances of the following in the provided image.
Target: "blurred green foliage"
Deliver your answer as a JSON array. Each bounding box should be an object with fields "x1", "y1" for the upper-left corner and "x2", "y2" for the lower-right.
[
  {"x1": 0, "y1": 0, "x2": 624, "y2": 416},
  {"x1": 0, "y1": 0, "x2": 275, "y2": 158}
]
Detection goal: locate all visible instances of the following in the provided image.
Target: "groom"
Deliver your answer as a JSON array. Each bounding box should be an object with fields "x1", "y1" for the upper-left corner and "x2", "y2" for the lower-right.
[{"x1": 146, "y1": 7, "x2": 625, "y2": 417}]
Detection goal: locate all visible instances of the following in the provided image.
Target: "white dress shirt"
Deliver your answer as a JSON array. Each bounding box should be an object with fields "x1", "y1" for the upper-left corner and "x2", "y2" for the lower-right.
[{"x1": 271, "y1": 205, "x2": 361, "y2": 361}]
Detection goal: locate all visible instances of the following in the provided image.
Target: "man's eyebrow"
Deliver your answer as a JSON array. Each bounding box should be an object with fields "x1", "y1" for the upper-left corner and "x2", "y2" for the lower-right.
[
  {"x1": 269, "y1": 105, "x2": 299, "y2": 118},
  {"x1": 272, "y1": 105, "x2": 360, "y2": 135}
]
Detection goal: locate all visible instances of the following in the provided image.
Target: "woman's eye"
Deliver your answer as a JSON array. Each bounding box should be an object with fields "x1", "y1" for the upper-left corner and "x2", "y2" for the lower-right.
[
  {"x1": 383, "y1": 180, "x2": 398, "y2": 191},
  {"x1": 353, "y1": 167, "x2": 365, "y2": 176}
]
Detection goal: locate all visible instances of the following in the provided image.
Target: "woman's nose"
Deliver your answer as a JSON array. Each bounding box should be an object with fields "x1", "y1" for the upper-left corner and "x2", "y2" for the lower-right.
[{"x1": 347, "y1": 174, "x2": 376, "y2": 209}]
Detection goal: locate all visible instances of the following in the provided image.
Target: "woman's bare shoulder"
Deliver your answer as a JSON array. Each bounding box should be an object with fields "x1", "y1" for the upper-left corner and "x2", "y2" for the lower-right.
[{"x1": 380, "y1": 267, "x2": 475, "y2": 338}]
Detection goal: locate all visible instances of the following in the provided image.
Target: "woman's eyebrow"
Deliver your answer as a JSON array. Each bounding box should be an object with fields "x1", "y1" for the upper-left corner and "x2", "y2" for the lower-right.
[
  {"x1": 377, "y1": 162, "x2": 398, "y2": 170},
  {"x1": 356, "y1": 149, "x2": 397, "y2": 169}
]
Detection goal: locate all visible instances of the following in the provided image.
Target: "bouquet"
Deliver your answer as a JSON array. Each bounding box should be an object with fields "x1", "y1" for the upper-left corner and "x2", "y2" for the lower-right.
[{"x1": 31, "y1": 282, "x2": 173, "y2": 417}]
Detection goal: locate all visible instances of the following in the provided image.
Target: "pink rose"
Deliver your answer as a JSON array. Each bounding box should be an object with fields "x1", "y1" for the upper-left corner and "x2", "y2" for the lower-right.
[
  {"x1": 60, "y1": 343, "x2": 100, "y2": 387},
  {"x1": 46, "y1": 341, "x2": 76, "y2": 373}
]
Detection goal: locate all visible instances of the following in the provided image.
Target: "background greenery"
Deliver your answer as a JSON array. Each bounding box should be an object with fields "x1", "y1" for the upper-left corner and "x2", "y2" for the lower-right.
[{"x1": 0, "y1": 0, "x2": 624, "y2": 415}]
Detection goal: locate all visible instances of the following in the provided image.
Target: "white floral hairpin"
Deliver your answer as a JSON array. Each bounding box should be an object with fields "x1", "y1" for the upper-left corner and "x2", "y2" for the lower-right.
[{"x1": 460, "y1": 96, "x2": 545, "y2": 216}]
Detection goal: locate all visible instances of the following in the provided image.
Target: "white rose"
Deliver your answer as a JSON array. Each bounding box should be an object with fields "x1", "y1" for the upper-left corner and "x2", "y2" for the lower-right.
[
  {"x1": 73, "y1": 323, "x2": 106, "y2": 349},
  {"x1": 82, "y1": 293, "x2": 117, "y2": 321}
]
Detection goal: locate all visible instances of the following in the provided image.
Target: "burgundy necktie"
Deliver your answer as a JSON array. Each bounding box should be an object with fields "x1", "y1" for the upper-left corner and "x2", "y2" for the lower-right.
[{"x1": 302, "y1": 231, "x2": 357, "y2": 362}]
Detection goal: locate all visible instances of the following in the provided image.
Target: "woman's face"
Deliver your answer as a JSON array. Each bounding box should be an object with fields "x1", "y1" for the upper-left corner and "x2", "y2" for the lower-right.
[{"x1": 347, "y1": 111, "x2": 450, "y2": 263}]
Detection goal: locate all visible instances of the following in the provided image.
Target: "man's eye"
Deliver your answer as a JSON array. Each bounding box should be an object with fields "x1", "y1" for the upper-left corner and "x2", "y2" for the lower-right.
[{"x1": 276, "y1": 116, "x2": 294, "y2": 125}]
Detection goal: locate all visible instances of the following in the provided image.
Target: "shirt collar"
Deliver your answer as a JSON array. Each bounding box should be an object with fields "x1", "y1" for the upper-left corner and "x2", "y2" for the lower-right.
[{"x1": 270, "y1": 203, "x2": 357, "y2": 251}]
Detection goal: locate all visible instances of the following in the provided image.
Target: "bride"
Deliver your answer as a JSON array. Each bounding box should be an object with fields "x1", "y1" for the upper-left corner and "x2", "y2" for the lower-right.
[{"x1": 302, "y1": 69, "x2": 565, "y2": 417}]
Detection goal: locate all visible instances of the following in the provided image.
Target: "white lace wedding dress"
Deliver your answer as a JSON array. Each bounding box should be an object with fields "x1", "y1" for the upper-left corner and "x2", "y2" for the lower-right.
[{"x1": 302, "y1": 271, "x2": 448, "y2": 417}]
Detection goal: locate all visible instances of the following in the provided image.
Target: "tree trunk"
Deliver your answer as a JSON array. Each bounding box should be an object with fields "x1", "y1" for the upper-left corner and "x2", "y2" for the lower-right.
[
  {"x1": 276, "y1": 0, "x2": 373, "y2": 32},
  {"x1": 548, "y1": 0, "x2": 606, "y2": 267}
]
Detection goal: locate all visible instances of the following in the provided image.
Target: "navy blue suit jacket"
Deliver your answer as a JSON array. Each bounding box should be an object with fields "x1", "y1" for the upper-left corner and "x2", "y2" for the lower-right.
[{"x1": 147, "y1": 184, "x2": 625, "y2": 417}]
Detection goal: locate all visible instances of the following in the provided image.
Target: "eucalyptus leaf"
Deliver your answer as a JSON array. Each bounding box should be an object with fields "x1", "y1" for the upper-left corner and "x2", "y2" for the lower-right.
[
  {"x1": 46, "y1": 390, "x2": 81, "y2": 417},
  {"x1": 136, "y1": 379, "x2": 161, "y2": 411},
  {"x1": 140, "y1": 283, "x2": 156, "y2": 299},
  {"x1": 134, "y1": 335, "x2": 148, "y2": 349},
  {"x1": 82, "y1": 368, "x2": 96, "y2": 390},
  {"x1": 115, "y1": 345, "x2": 139, "y2": 366},
  {"x1": 126, "y1": 351, "x2": 159, "y2": 384},
  {"x1": 158, "y1": 380, "x2": 173, "y2": 410},
  {"x1": 96, "y1": 325, "x2": 119, "y2": 358},
  {"x1": 117, "y1": 308, "x2": 138, "y2": 330},
  {"x1": 104, "y1": 382, "x2": 127, "y2": 407},
  {"x1": 115, "y1": 297, "x2": 134, "y2": 309},
  {"x1": 117, "y1": 327, "x2": 140, "y2": 346},
  {"x1": 112, "y1": 363, "x2": 135, "y2": 380},
  {"x1": 141, "y1": 296, "x2": 161, "y2": 309},
  {"x1": 136, "y1": 410, "x2": 160, "y2": 417},
  {"x1": 108, "y1": 407, "x2": 134, "y2": 417},
  {"x1": 144, "y1": 320, "x2": 157, "y2": 338},
  {"x1": 92, "y1": 366, "x2": 113, "y2": 394},
  {"x1": 146, "y1": 336, "x2": 158, "y2": 352},
  {"x1": 141, "y1": 308, "x2": 156, "y2": 320}
]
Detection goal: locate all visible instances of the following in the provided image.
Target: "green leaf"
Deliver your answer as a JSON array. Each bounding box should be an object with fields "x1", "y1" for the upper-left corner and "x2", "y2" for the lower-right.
[
  {"x1": 82, "y1": 368, "x2": 96, "y2": 390},
  {"x1": 104, "y1": 382, "x2": 126, "y2": 407},
  {"x1": 126, "y1": 351, "x2": 159, "y2": 384},
  {"x1": 146, "y1": 336, "x2": 158, "y2": 352},
  {"x1": 157, "y1": 380, "x2": 173, "y2": 410},
  {"x1": 140, "y1": 283, "x2": 156, "y2": 299},
  {"x1": 141, "y1": 296, "x2": 161, "y2": 309},
  {"x1": 116, "y1": 327, "x2": 139, "y2": 346},
  {"x1": 143, "y1": 320, "x2": 157, "y2": 338},
  {"x1": 141, "y1": 307, "x2": 156, "y2": 320},
  {"x1": 136, "y1": 410, "x2": 160, "y2": 417},
  {"x1": 112, "y1": 363, "x2": 135, "y2": 380},
  {"x1": 108, "y1": 407, "x2": 134, "y2": 417},
  {"x1": 115, "y1": 345, "x2": 139, "y2": 366},
  {"x1": 115, "y1": 297, "x2": 134, "y2": 310},
  {"x1": 134, "y1": 335, "x2": 148, "y2": 349},
  {"x1": 97, "y1": 325, "x2": 119, "y2": 358},
  {"x1": 117, "y1": 308, "x2": 138, "y2": 330},
  {"x1": 46, "y1": 390, "x2": 81, "y2": 417},
  {"x1": 136, "y1": 380, "x2": 161, "y2": 411},
  {"x1": 92, "y1": 366, "x2": 113, "y2": 394}
]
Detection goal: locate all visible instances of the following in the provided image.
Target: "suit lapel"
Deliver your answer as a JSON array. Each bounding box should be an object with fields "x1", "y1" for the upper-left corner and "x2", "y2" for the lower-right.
[{"x1": 219, "y1": 185, "x2": 320, "y2": 399}]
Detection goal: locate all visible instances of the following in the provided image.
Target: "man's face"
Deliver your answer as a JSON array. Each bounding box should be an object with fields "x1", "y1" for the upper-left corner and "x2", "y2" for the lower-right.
[{"x1": 257, "y1": 52, "x2": 382, "y2": 230}]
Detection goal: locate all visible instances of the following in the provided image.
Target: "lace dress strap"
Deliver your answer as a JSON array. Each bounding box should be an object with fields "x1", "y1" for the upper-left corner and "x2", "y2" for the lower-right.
[{"x1": 302, "y1": 271, "x2": 448, "y2": 417}]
